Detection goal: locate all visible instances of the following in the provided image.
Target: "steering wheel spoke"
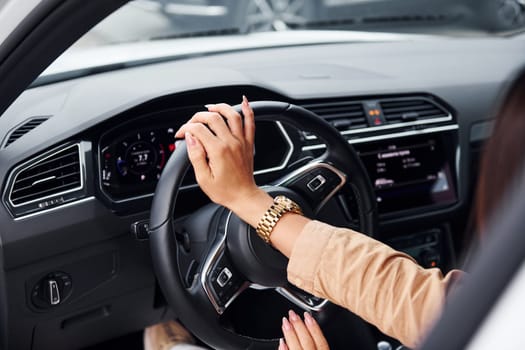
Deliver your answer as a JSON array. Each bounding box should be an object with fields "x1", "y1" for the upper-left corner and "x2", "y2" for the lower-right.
[
  {"x1": 275, "y1": 160, "x2": 347, "y2": 214},
  {"x1": 277, "y1": 285, "x2": 329, "y2": 312},
  {"x1": 200, "y1": 236, "x2": 250, "y2": 315}
]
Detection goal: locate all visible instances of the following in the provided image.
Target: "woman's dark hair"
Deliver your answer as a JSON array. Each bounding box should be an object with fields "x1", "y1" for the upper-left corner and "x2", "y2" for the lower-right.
[{"x1": 474, "y1": 69, "x2": 525, "y2": 234}]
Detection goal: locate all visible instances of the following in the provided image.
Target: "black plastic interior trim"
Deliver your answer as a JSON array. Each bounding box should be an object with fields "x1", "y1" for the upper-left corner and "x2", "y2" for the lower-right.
[{"x1": 420, "y1": 165, "x2": 525, "y2": 350}]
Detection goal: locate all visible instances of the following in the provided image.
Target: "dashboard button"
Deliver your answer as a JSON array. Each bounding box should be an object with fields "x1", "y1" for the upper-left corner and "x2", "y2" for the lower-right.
[{"x1": 131, "y1": 220, "x2": 150, "y2": 240}]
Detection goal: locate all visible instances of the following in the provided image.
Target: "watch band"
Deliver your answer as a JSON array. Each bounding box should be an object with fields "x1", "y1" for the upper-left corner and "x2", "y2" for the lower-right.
[{"x1": 256, "y1": 195, "x2": 303, "y2": 244}]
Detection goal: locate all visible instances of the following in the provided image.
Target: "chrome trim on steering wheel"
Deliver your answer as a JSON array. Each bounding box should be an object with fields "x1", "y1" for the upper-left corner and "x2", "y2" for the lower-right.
[
  {"x1": 276, "y1": 287, "x2": 329, "y2": 312},
  {"x1": 202, "y1": 210, "x2": 331, "y2": 315},
  {"x1": 200, "y1": 210, "x2": 249, "y2": 315},
  {"x1": 275, "y1": 161, "x2": 347, "y2": 213}
]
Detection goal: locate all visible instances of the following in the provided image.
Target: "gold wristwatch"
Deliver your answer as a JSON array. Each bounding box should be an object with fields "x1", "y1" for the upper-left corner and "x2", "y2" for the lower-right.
[{"x1": 256, "y1": 195, "x2": 303, "y2": 244}]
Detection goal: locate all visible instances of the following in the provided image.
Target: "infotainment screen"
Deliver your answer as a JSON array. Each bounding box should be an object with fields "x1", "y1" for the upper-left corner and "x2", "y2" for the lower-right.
[{"x1": 356, "y1": 135, "x2": 457, "y2": 213}]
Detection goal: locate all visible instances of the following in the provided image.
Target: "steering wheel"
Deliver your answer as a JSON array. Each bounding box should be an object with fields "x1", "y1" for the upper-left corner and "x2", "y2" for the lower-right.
[{"x1": 149, "y1": 101, "x2": 377, "y2": 349}]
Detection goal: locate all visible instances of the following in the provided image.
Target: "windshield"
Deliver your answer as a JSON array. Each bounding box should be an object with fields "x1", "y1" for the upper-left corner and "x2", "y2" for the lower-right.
[
  {"x1": 35, "y1": 0, "x2": 525, "y2": 83},
  {"x1": 73, "y1": 0, "x2": 525, "y2": 48}
]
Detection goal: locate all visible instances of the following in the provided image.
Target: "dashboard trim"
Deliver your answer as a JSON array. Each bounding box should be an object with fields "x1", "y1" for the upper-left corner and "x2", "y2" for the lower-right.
[
  {"x1": 302, "y1": 124, "x2": 459, "y2": 151},
  {"x1": 303, "y1": 96, "x2": 452, "y2": 140},
  {"x1": 253, "y1": 121, "x2": 294, "y2": 176},
  {"x1": 12, "y1": 196, "x2": 96, "y2": 221}
]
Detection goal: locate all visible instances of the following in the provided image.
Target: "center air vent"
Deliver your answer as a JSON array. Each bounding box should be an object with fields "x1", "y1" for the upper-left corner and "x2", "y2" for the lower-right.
[
  {"x1": 4, "y1": 143, "x2": 87, "y2": 217},
  {"x1": 380, "y1": 98, "x2": 450, "y2": 123},
  {"x1": 301, "y1": 100, "x2": 367, "y2": 131},
  {"x1": 299, "y1": 95, "x2": 456, "y2": 152}
]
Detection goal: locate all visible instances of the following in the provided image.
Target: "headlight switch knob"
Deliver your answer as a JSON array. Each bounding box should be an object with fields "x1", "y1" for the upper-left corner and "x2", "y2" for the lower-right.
[{"x1": 31, "y1": 271, "x2": 72, "y2": 309}]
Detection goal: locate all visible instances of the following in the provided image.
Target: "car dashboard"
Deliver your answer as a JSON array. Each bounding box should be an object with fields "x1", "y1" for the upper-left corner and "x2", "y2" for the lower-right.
[{"x1": 0, "y1": 36, "x2": 524, "y2": 349}]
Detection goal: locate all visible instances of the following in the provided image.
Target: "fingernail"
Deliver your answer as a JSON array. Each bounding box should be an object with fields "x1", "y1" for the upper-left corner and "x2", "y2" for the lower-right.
[
  {"x1": 288, "y1": 310, "x2": 299, "y2": 322},
  {"x1": 304, "y1": 312, "x2": 314, "y2": 326},
  {"x1": 279, "y1": 338, "x2": 286, "y2": 350},
  {"x1": 242, "y1": 95, "x2": 248, "y2": 105},
  {"x1": 205, "y1": 104, "x2": 214, "y2": 109},
  {"x1": 185, "y1": 132, "x2": 195, "y2": 146},
  {"x1": 282, "y1": 317, "x2": 291, "y2": 331}
]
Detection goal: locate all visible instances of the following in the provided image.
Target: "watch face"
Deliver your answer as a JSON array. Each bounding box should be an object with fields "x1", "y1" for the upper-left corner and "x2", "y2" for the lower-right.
[{"x1": 275, "y1": 196, "x2": 301, "y2": 212}]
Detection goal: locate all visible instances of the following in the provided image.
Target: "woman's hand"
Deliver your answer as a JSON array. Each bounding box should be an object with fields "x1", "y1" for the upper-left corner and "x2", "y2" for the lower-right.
[
  {"x1": 280, "y1": 310, "x2": 330, "y2": 350},
  {"x1": 175, "y1": 97, "x2": 273, "y2": 227}
]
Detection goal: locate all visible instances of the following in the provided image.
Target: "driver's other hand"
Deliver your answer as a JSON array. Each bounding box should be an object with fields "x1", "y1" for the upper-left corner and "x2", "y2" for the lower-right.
[
  {"x1": 174, "y1": 96, "x2": 263, "y2": 212},
  {"x1": 280, "y1": 310, "x2": 330, "y2": 350}
]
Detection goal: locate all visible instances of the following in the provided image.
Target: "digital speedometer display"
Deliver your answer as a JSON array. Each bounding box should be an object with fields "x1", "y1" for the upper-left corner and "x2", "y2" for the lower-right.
[
  {"x1": 100, "y1": 127, "x2": 176, "y2": 199},
  {"x1": 98, "y1": 110, "x2": 291, "y2": 202}
]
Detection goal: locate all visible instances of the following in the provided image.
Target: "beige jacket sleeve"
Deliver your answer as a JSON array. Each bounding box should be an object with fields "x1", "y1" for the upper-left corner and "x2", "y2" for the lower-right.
[{"x1": 287, "y1": 220, "x2": 463, "y2": 348}]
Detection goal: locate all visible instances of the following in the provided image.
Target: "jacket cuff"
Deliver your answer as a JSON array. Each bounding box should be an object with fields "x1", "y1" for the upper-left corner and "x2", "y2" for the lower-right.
[{"x1": 287, "y1": 220, "x2": 334, "y2": 293}]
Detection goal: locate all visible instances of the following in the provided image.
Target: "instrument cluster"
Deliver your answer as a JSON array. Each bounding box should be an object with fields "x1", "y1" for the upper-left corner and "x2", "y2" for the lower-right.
[
  {"x1": 98, "y1": 111, "x2": 293, "y2": 202},
  {"x1": 100, "y1": 124, "x2": 178, "y2": 200}
]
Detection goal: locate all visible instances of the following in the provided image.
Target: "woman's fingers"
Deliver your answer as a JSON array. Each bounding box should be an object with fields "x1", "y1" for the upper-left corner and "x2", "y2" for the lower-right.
[
  {"x1": 176, "y1": 111, "x2": 232, "y2": 140},
  {"x1": 175, "y1": 97, "x2": 254, "y2": 145},
  {"x1": 207, "y1": 103, "x2": 244, "y2": 140},
  {"x1": 170, "y1": 96, "x2": 264, "y2": 212},
  {"x1": 185, "y1": 132, "x2": 211, "y2": 185},
  {"x1": 282, "y1": 317, "x2": 303, "y2": 350},
  {"x1": 304, "y1": 313, "x2": 330, "y2": 350},
  {"x1": 242, "y1": 95, "x2": 255, "y2": 147},
  {"x1": 279, "y1": 338, "x2": 289, "y2": 350},
  {"x1": 287, "y1": 310, "x2": 316, "y2": 350},
  {"x1": 176, "y1": 122, "x2": 218, "y2": 152},
  {"x1": 281, "y1": 311, "x2": 330, "y2": 350}
]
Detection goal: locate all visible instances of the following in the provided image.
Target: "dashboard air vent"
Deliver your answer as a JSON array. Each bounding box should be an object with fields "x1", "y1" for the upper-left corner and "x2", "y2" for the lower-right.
[
  {"x1": 380, "y1": 98, "x2": 449, "y2": 124},
  {"x1": 3, "y1": 116, "x2": 50, "y2": 148},
  {"x1": 9, "y1": 144, "x2": 82, "y2": 206},
  {"x1": 362, "y1": 14, "x2": 450, "y2": 24},
  {"x1": 302, "y1": 101, "x2": 367, "y2": 131}
]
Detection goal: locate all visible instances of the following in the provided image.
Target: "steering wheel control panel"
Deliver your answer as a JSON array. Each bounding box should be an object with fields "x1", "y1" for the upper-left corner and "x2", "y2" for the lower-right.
[{"x1": 207, "y1": 253, "x2": 246, "y2": 313}]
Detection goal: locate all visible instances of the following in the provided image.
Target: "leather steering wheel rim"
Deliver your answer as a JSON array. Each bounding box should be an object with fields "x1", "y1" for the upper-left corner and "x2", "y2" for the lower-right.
[{"x1": 149, "y1": 101, "x2": 377, "y2": 349}]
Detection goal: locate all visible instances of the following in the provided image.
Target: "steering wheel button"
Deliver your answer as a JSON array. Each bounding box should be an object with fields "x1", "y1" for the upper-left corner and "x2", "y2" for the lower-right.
[
  {"x1": 217, "y1": 267, "x2": 233, "y2": 288},
  {"x1": 307, "y1": 174, "x2": 326, "y2": 192}
]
